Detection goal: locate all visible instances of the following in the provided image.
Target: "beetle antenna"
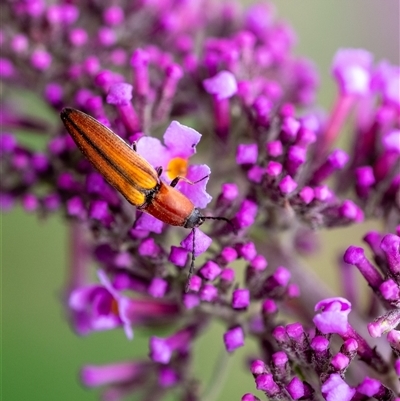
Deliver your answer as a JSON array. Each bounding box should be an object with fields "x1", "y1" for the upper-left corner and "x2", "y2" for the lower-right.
[
  {"x1": 203, "y1": 216, "x2": 237, "y2": 234},
  {"x1": 185, "y1": 228, "x2": 196, "y2": 293}
]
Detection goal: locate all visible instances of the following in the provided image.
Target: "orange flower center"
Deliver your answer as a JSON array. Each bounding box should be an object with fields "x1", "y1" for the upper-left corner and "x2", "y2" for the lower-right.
[
  {"x1": 166, "y1": 157, "x2": 188, "y2": 180},
  {"x1": 111, "y1": 298, "x2": 120, "y2": 316}
]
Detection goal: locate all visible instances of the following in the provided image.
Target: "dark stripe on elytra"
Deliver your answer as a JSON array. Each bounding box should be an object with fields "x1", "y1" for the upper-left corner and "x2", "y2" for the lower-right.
[{"x1": 63, "y1": 113, "x2": 157, "y2": 195}]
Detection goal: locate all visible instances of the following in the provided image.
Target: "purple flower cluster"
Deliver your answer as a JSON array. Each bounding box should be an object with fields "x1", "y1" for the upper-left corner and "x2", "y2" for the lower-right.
[{"x1": 1, "y1": 1, "x2": 399, "y2": 400}]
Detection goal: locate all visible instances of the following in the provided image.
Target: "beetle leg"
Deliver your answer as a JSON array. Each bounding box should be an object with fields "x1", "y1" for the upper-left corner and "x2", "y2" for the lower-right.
[
  {"x1": 130, "y1": 141, "x2": 137, "y2": 151},
  {"x1": 155, "y1": 166, "x2": 163, "y2": 177},
  {"x1": 170, "y1": 175, "x2": 209, "y2": 188}
]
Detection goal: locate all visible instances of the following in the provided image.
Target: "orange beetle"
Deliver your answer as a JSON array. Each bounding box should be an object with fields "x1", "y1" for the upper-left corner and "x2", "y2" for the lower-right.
[{"x1": 60, "y1": 108, "x2": 233, "y2": 288}]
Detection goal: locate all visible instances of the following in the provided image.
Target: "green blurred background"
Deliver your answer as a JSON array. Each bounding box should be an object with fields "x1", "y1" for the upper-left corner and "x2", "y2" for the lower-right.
[{"x1": 2, "y1": 1, "x2": 399, "y2": 400}]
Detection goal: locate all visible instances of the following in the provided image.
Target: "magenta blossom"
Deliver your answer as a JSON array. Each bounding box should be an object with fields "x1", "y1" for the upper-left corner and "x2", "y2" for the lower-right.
[
  {"x1": 69, "y1": 270, "x2": 179, "y2": 340},
  {"x1": 136, "y1": 121, "x2": 212, "y2": 208},
  {"x1": 2, "y1": 0, "x2": 399, "y2": 400},
  {"x1": 313, "y1": 297, "x2": 351, "y2": 335}
]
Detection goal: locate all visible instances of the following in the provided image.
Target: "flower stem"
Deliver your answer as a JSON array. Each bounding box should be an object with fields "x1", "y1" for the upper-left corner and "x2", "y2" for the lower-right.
[{"x1": 201, "y1": 346, "x2": 232, "y2": 401}]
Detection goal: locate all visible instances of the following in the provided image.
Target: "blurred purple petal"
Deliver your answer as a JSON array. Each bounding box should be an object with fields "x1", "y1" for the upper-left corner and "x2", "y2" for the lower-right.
[
  {"x1": 180, "y1": 229, "x2": 212, "y2": 257},
  {"x1": 177, "y1": 164, "x2": 212, "y2": 208},
  {"x1": 135, "y1": 213, "x2": 164, "y2": 233},
  {"x1": 163, "y1": 121, "x2": 201, "y2": 158},
  {"x1": 203, "y1": 70, "x2": 238, "y2": 100},
  {"x1": 136, "y1": 136, "x2": 169, "y2": 168}
]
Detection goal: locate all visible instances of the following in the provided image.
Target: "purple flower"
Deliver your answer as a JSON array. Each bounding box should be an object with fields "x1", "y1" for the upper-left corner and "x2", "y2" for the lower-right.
[
  {"x1": 313, "y1": 297, "x2": 351, "y2": 335},
  {"x1": 321, "y1": 374, "x2": 355, "y2": 401},
  {"x1": 235, "y1": 199, "x2": 258, "y2": 229},
  {"x1": 278, "y1": 175, "x2": 298, "y2": 195},
  {"x1": 332, "y1": 48, "x2": 373, "y2": 96},
  {"x1": 223, "y1": 326, "x2": 245, "y2": 352},
  {"x1": 148, "y1": 277, "x2": 168, "y2": 298},
  {"x1": 357, "y1": 376, "x2": 384, "y2": 398},
  {"x1": 232, "y1": 289, "x2": 250, "y2": 309},
  {"x1": 255, "y1": 374, "x2": 280, "y2": 395},
  {"x1": 168, "y1": 246, "x2": 188, "y2": 267},
  {"x1": 158, "y1": 366, "x2": 179, "y2": 388},
  {"x1": 134, "y1": 212, "x2": 164, "y2": 234},
  {"x1": 286, "y1": 377, "x2": 307, "y2": 399},
  {"x1": 199, "y1": 260, "x2": 221, "y2": 281},
  {"x1": 69, "y1": 270, "x2": 179, "y2": 339},
  {"x1": 149, "y1": 326, "x2": 196, "y2": 364},
  {"x1": 199, "y1": 283, "x2": 218, "y2": 302},
  {"x1": 68, "y1": 270, "x2": 126, "y2": 335},
  {"x1": 236, "y1": 143, "x2": 258, "y2": 165},
  {"x1": 3, "y1": 0, "x2": 399, "y2": 399},
  {"x1": 81, "y1": 361, "x2": 151, "y2": 387},
  {"x1": 180, "y1": 228, "x2": 212, "y2": 258},
  {"x1": 203, "y1": 70, "x2": 238, "y2": 100},
  {"x1": 137, "y1": 121, "x2": 212, "y2": 210}
]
